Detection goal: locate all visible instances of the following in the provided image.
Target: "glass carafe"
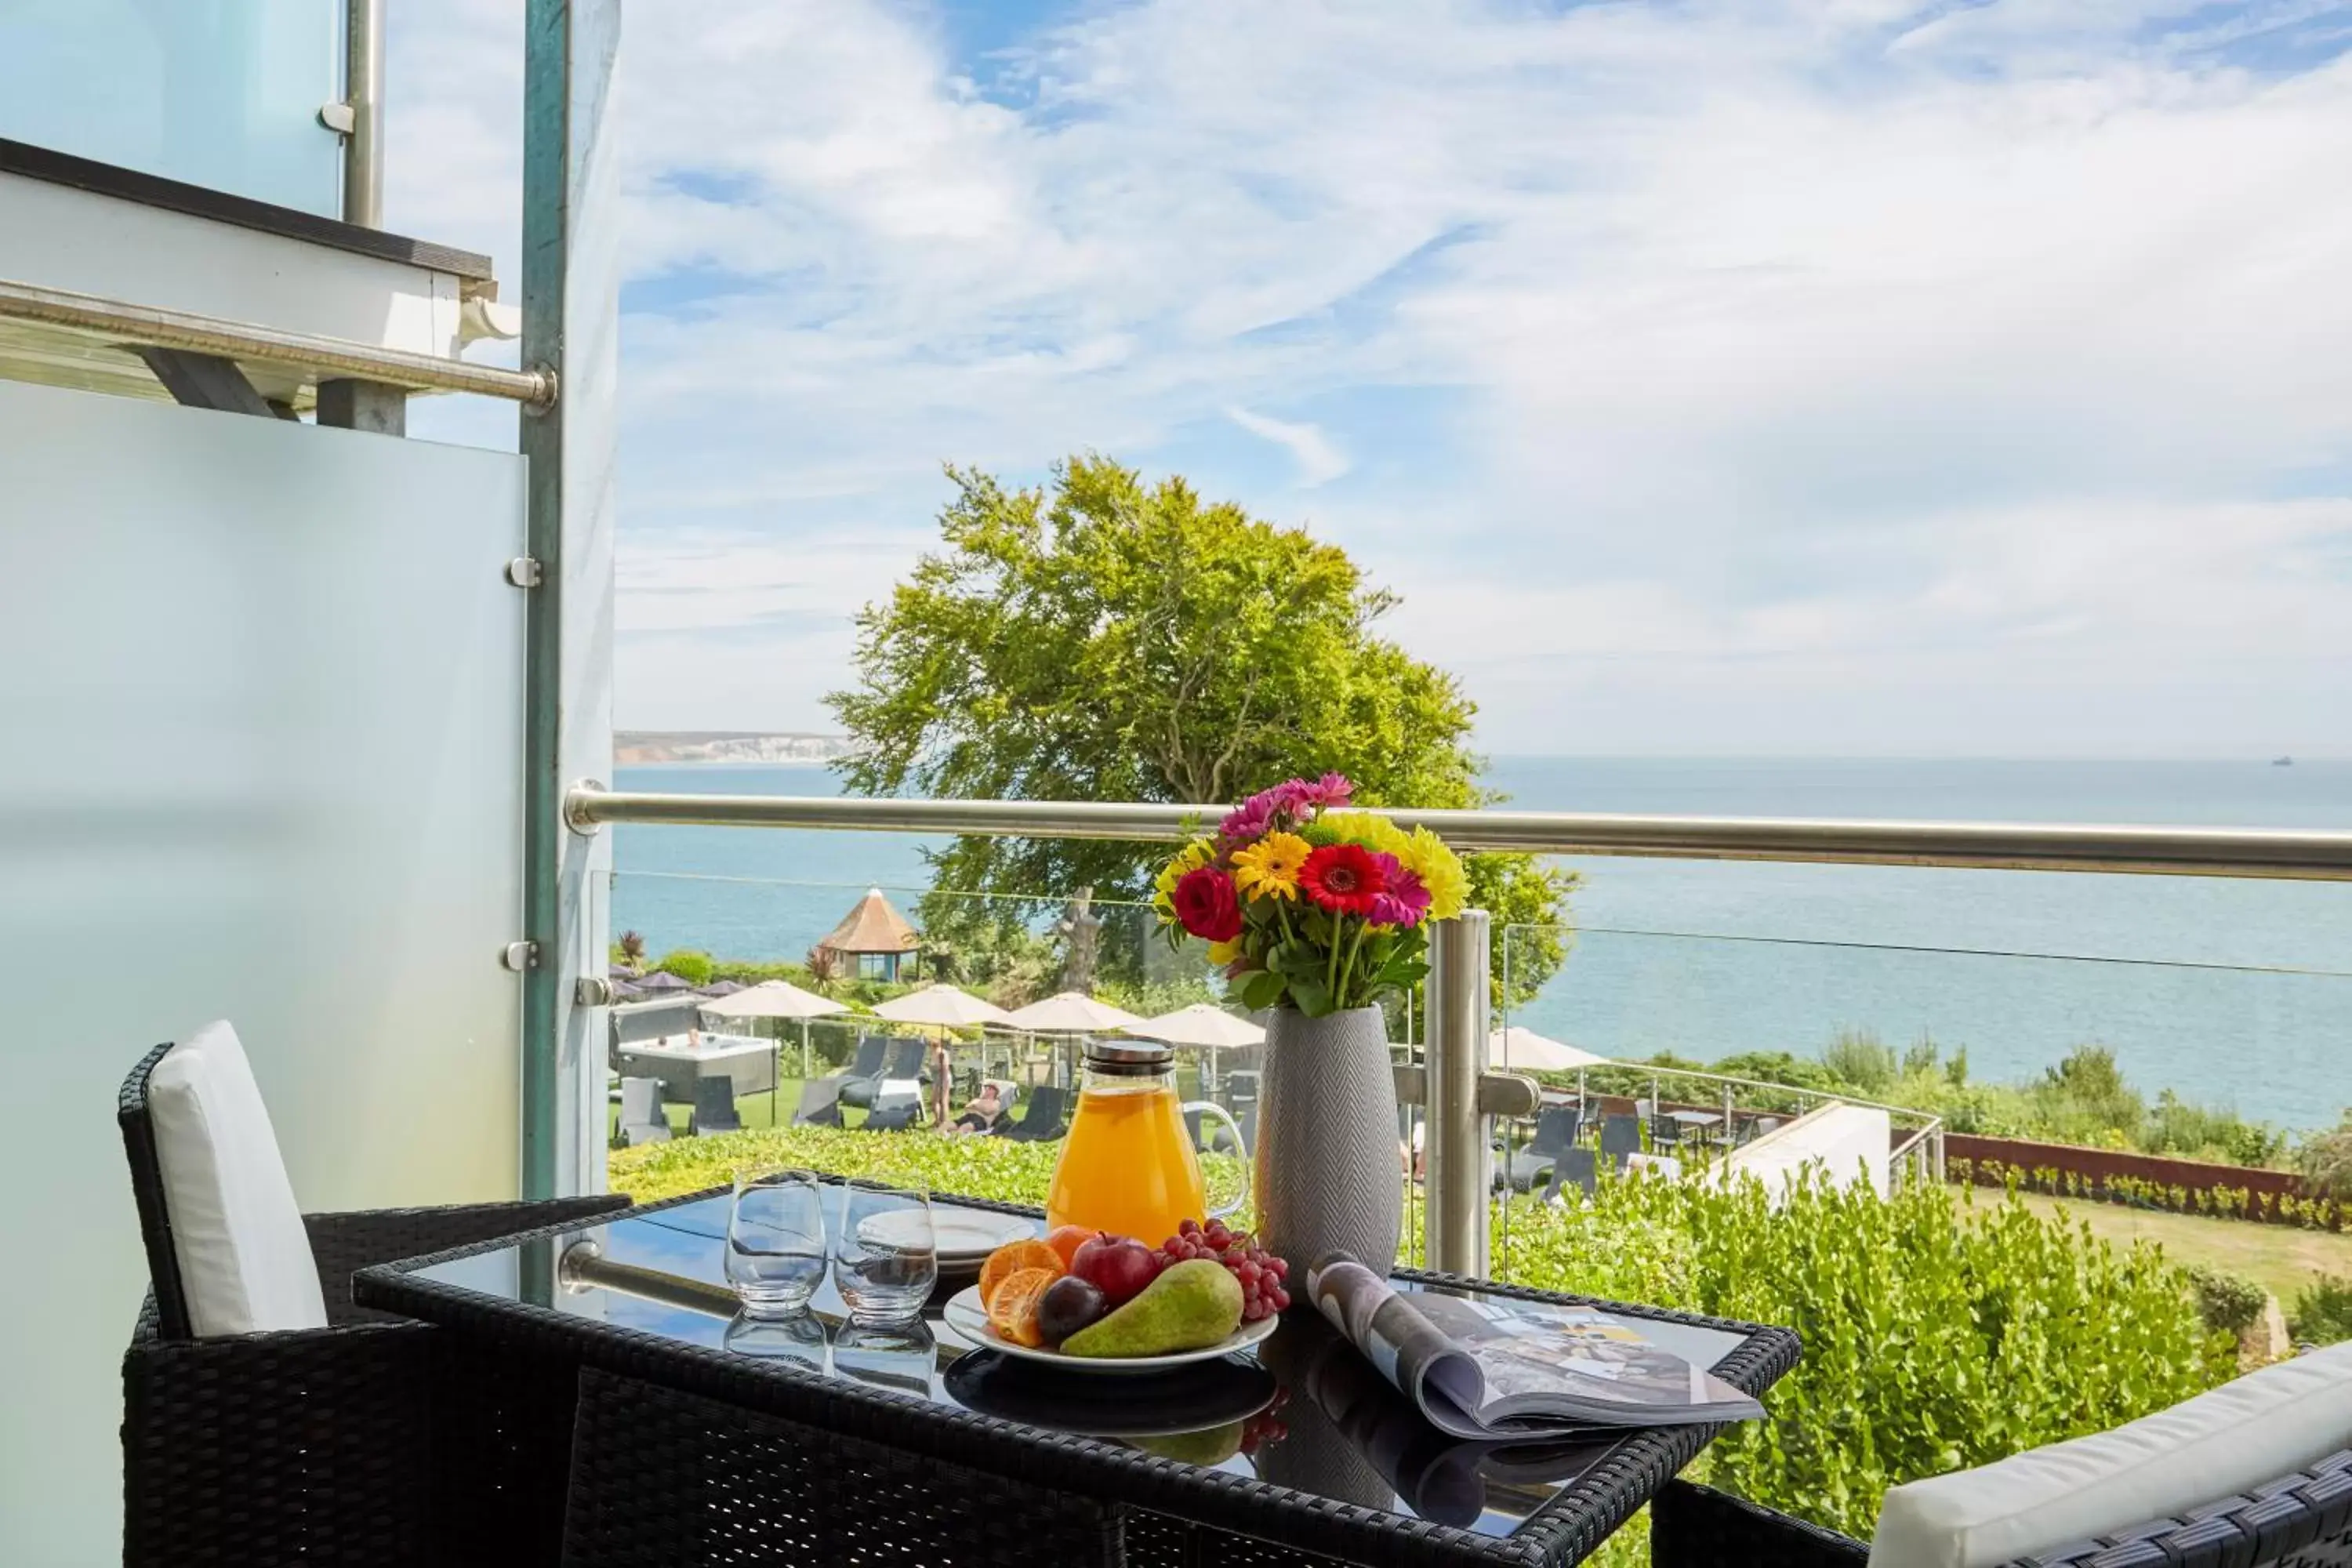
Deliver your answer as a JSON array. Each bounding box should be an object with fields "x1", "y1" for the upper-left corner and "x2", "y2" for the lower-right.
[{"x1": 1045, "y1": 1039, "x2": 1248, "y2": 1243}]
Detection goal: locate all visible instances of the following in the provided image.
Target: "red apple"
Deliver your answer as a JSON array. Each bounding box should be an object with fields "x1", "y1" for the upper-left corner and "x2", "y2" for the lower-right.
[{"x1": 1069, "y1": 1232, "x2": 1162, "y2": 1306}]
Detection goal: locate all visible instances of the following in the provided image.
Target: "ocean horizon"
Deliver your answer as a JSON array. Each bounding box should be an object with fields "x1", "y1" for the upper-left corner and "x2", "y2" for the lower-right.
[{"x1": 610, "y1": 755, "x2": 2352, "y2": 1129}]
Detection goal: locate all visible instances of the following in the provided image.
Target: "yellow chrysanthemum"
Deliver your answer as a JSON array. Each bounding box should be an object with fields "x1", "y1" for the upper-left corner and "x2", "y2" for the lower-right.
[
  {"x1": 1230, "y1": 831, "x2": 1311, "y2": 901},
  {"x1": 1399, "y1": 826, "x2": 1468, "y2": 921},
  {"x1": 1206, "y1": 936, "x2": 1244, "y2": 966},
  {"x1": 1315, "y1": 810, "x2": 1412, "y2": 861}
]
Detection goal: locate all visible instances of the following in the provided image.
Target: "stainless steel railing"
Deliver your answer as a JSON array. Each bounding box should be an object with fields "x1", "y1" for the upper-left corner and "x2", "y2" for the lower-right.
[{"x1": 565, "y1": 782, "x2": 2352, "y2": 1270}]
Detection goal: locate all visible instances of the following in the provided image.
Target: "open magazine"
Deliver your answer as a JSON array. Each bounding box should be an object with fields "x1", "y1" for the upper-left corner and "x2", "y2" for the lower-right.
[{"x1": 1304, "y1": 1254, "x2": 1765, "y2": 1439}]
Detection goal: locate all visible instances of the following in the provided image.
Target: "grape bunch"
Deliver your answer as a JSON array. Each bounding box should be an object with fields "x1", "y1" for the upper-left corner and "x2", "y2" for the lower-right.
[{"x1": 1160, "y1": 1218, "x2": 1292, "y2": 1322}]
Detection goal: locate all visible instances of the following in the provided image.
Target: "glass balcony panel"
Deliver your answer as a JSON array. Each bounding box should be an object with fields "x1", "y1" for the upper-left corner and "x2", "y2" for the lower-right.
[{"x1": 0, "y1": 0, "x2": 343, "y2": 216}]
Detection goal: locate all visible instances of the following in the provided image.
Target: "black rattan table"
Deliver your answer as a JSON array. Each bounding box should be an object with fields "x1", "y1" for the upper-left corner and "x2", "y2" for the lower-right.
[{"x1": 354, "y1": 1186, "x2": 1798, "y2": 1567}]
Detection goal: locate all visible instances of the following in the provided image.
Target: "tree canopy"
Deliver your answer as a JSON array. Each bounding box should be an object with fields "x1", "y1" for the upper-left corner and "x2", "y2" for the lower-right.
[{"x1": 828, "y1": 455, "x2": 1570, "y2": 996}]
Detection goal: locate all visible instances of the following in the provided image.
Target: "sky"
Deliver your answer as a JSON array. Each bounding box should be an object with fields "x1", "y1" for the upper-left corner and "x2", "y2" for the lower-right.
[{"x1": 390, "y1": 1, "x2": 2352, "y2": 757}]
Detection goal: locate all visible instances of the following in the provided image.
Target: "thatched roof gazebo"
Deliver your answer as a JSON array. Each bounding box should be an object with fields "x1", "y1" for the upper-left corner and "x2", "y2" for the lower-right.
[{"x1": 816, "y1": 887, "x2": 920, "y2": 982}]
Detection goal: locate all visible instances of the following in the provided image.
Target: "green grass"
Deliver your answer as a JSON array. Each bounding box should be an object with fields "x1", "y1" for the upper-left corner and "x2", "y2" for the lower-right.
[{"x1": 2014, "y1": 1192, "x2": 2352, "y2": 1308}]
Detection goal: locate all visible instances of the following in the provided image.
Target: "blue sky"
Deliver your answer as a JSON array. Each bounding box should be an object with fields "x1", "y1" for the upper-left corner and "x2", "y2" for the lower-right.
[{"x1": 394, "y1": 1, "x2": 2352, "y2": 756}]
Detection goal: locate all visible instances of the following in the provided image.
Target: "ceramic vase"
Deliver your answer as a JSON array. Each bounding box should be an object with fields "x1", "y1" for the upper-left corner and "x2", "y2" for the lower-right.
[{"x1": 1253, "y1": 1004, "x2": 1401, "y2": 1276}]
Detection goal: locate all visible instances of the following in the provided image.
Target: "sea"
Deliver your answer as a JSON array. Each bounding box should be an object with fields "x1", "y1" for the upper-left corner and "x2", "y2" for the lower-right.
[{"x1": 610, "y1": 757, "x2": 2352, "y2": 1130}]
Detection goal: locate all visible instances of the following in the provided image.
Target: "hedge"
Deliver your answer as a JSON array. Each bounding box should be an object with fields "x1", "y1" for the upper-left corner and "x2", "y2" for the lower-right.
[{"x1": 1951, "y1": 1156, "x2": 2343, "y2": 1231}]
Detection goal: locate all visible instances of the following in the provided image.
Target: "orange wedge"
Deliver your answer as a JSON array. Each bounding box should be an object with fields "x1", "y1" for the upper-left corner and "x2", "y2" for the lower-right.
[
  {"x1": 985, "y1": 1266, "x2": 1059, "y2": 1348},
  {"x1": 978, "y1": 1239, "x2": 1065, "y2": 1309}
]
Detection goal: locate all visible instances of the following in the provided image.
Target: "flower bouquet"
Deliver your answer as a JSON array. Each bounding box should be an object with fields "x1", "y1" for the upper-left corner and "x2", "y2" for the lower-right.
[{"x1": 1150, "y1": 774, "x2": 1467, "y2": 1017}]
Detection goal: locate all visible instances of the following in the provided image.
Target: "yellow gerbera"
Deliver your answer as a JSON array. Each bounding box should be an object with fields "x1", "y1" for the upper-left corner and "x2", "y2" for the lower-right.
[
  {"x1": 1399, "y1": 826, "x2": 1468, "y2": 921},
  {"x1": 1206, "y1": 936, "x2": 1245, "y2": 966},
  {"x1": 1231, "y1": 831, "x2": 1311, "y2": 901}
]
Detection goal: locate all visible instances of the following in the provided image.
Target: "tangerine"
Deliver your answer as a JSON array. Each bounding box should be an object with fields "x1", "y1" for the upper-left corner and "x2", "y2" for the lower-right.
[
  {"x1": 985, "y1": 1266, "x2": 1059, "y2": 1348},
  {"x1": 978, "y1": 1238, "x2": 1065, "y2": 1308},
  {"x1": 1044, "y1": 1224, "x2": 1095, "y2": 1270}
]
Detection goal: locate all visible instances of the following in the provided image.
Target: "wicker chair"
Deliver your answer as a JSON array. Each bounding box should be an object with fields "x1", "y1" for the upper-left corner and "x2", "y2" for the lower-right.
[
  {"x1": 118, "y1": 1038, "x2": 630, "y2": 1567},
  {"x1": 1652, "y1": 1451, "x2": 2352, "y2": 1568}
]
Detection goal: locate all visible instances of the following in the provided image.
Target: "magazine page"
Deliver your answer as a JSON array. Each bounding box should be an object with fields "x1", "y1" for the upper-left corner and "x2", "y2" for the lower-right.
[{"x1": 1305, "y1": 1254, "x2": 1764, "y2": 1436}]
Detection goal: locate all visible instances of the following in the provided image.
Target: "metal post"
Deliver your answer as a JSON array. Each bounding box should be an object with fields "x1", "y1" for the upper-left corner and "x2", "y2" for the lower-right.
[
  {"x1": 521, "y1": 0, "x2": 620, "y2": 1200},
  {"x1": 342, "y1": 0, "x2": 385, "y2": 228},
  {"x1": 1426, "y1": 909, "x2": 1490, "y2": 1278}
]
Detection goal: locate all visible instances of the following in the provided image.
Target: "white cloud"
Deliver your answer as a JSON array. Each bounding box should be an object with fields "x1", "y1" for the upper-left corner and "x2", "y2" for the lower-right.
[
  {"x1": 1225, "y1": 406, "x2": 1350, "y2": 487},
  {"x1": 381, "y1": 0, "x2": 2352, "y2": 750}
]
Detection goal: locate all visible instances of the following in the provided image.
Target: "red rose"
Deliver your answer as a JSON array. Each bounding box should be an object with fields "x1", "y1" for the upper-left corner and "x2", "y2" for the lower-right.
[
  {"x1": 1298, "y1": 842, "x2": 1388, "y2": 916},
  {"x1": 1172, "y1": 866, "x2": 1243, "y2": 942}
]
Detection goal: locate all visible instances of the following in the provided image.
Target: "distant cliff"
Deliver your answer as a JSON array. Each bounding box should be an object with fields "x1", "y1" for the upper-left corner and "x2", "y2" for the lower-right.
[{"x1": 614, "y1": 731, "x2": 854, "y2": 764}]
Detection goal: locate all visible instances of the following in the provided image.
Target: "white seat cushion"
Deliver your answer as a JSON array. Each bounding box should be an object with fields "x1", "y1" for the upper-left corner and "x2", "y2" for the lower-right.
[
  {"x1": 1868, "y1": 1338, "x2": 2352, "y2": 1568},
  {"x1": 145, "y1": 1022, "x2": 328, "y2": 1336}
]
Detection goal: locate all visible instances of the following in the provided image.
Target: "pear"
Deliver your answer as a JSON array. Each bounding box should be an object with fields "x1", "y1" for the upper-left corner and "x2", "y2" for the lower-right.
[
  {"x1": 1126, "y1": 1420, "x2": 1245, "y2": 1465},
  {"x1": 1060, "y1": 1258, "x2": 1243, "y2": 1358}
]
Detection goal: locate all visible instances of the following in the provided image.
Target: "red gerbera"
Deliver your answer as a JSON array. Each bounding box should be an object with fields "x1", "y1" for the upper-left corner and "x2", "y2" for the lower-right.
[{"x1": 1298, "y1": 842, "x2": 1388, "y2": 916}]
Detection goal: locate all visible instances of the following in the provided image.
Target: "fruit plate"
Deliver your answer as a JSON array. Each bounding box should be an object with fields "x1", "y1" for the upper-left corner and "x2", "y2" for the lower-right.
[{"x1": 941, "y1": 1285, "x2": 1278, "y2": 1374}]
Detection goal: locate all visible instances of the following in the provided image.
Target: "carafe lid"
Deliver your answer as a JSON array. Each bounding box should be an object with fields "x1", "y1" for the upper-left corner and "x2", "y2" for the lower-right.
[{"x1": 1083, "y1": 1037, "x2": 1171, "y2": 1070}]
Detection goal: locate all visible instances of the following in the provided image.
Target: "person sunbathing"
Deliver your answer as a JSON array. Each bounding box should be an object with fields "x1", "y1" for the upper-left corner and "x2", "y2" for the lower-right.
[{"x1": 951, "y1": 1082, "x2": 1007, "y2": 1134}]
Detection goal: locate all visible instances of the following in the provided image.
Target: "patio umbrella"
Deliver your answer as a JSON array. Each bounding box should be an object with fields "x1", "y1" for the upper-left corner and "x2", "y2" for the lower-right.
[
  {"x1": 700, "y1": 978, "x2": 746, "y2": 997},
  {"x1": 1123, "y1": 1003, "x2": 1266, "y2": 1098},
  {"x1": 1491, "y1": 1025, "x2": 1614, "y2": 1112},
  {"x1": 871, "y1": 985, "x2": 1016, "y2": 1123},
  {"x1": 630, "y1": 970, "x2": 696, "y2": 993},
  {"x1": 1004, "y1": 992, "x2": 1145, "y2": 1099},
  {"x1": 701, "y1": 981, "x2": 855, "y2": 1121}
]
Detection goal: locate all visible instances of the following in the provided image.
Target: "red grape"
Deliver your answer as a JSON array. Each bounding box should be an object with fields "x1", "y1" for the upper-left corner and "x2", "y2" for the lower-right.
[{"x1": 1156, "y1": 1222, "x2": 1293, "y2": 1323}]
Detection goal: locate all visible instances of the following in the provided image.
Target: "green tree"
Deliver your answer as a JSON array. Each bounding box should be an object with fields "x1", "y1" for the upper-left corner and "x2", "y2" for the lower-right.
[{"x1": 828, "y1": 456, "x2": 1572, "y2": 996}]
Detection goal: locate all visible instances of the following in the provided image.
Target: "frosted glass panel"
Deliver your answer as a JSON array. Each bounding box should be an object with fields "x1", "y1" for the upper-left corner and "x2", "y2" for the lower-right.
[
  {"x1": 0, "y1": 381, "x2": 527, "y2": 1561},
  {"x1": 0, "y1": 0, "x2": 343, "y2": 216}
]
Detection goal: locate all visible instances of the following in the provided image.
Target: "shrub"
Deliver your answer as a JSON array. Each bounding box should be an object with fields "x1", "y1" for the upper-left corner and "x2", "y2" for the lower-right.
[
  {"x1": 2299, "y1": 1116, "x2": 2352, "y2": 1203},
  {"x1": 1820, "y1": 1029, "x2": 1897, "y2": 1095},
  {"x1": 2183, "y1": 1264, "x2": 2267, "y2": 1338},
  {"x1": 611, "y1": 1134, "x2": 2230, "y2": 1542},
  {"x1": 652, "y1": 949, "x2": 713, "y2": 985},
  {"x1": 2288, "y1": 1274, "x2": 2352, "y2": 1346}
]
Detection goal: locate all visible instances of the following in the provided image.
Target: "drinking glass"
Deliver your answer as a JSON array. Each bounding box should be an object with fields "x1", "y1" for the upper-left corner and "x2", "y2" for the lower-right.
[
  {"x1": 724, "y1": 1310, "x2": 829, "y2": 1370},
  {"x1": 832, "y1": 1180, "x2": 937, "y2": 1325},
  {"x1": 832, "y1": 1320, "x2": 936, "y2": 1396},
  {"x1": 725, "y1": 1169, "x2": 827, "y2": 1317}
]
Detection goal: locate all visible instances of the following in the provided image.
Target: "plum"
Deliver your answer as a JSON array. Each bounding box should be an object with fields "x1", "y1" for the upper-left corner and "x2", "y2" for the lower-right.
[{"x1": 1036, "y1": 1275, "x2": 1107, "y2": 1344}]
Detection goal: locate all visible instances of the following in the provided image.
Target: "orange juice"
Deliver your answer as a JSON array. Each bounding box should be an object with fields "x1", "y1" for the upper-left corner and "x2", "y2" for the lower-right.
[{"x1": 1045, "y1": 1082, "x2": 1206, "y2": 1244}]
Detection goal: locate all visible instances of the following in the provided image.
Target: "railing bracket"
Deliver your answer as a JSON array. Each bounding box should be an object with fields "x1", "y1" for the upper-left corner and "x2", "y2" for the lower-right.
[
  {"x1": 564, "y1": 779, "x2": 607, "y2": 836},
  {"x1": 506, "y1": 557, "x2": 543, "y2": 588},
  {"x1": 501, "y1": 941, "x2": 541, "y2": 972}
]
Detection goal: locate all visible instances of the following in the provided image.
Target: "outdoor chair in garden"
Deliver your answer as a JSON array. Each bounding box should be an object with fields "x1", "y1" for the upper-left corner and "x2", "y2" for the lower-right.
[
  {"x1": 1002, "y1": 1083, "x2": 1070, "y2": 1142},
  {"x1": 881, "y1": 1035, "x2": 932, "y2": 1083},
  {"x1": 833, "y1": 1034, "x2": 891, "y2": 1109},
  {"x1": 118, "y1": 1025, "x2": 627, "y2": 1566},
  {"x1": 617, "y1": 1075, "x2": 671, "y2": 1145},
  {"x1": 1504, "y1": 1106, "x2": 1584, "y2": 1192},
  {"x1": 1542, "y1": 1147, "x2": 1599, "y2": 1203},
  {"x1": 791, "y1": 1075, "x2": 846, "y2": 1127},
  {"x1": 1649, "y1": 1114, "x2": 1682, "y2": 1151},
  {"x1": 1599, "y1": 1113, "x2": 1643, "y2": 1168},
  {"x1": 1653, "y1": 1339, "x2": 2352, "y2": 1568},
  {"x1": 863, "y1": 1086, "x2": 925, "y2": 1131},
  {"x1": 688, "y1": 1075, "x2": 742, "y2": 1136}
]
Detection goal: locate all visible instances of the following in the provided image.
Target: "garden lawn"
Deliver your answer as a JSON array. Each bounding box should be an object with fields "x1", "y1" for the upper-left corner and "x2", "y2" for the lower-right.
[{"x1": 2013, "y1": 1192, "x2": 2352, "y2": 1308}]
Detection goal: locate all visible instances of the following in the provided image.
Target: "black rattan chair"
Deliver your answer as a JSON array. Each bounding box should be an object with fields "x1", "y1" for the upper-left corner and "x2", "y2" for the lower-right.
[
  {"x1": 1652, "y1": 1454, "x2": 2352, "y2": 1568},
  {"x1": 119, "y1": 1038, "x2": 630, "y2": 1567},
  {"x1": 1598, "y1": 1113, "x2": 1642, "y2": 1168},
  {"x1": 687, "y1": 1076, "x2": 741, "y2": 1136},
  {"x1": 1648, "y1": 1115, "x2": 1682, "y2": 1151},
  {"x1": 1542, "y1": 1147, "x2": 1599, "y2": 1203},
  {"x1": 1504, "y1": 1107, "x2": 1584, "y2": 1192}
]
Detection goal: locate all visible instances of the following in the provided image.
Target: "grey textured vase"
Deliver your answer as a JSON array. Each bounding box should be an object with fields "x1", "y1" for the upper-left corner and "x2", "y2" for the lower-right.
[{"x1": 1254, "y1": 1004, "x2": 1401, "y2": 1277}]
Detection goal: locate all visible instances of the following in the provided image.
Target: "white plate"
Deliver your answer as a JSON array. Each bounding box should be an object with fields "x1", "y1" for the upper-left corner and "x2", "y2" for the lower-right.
[
  {"x1": 853, "y1": 1207, "x2": 1033, "y2": 1268},
  {"x1": 942, "y1": 1285, "x2": 1278, "y2": 1374}
]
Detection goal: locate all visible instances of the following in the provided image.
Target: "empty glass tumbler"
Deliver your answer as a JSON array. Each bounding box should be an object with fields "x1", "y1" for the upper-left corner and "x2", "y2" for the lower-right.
[
  {"x1": 832, "y1": 1181, "x2": 938, "y2": 1325},
  {"x1": 724, "y1": 1169, "x2": 828, "y2": 1317}
]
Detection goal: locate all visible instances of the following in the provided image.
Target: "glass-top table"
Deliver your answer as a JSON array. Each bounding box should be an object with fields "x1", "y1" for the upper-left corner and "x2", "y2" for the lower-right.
[{"x1": 355, "y1": 1187, "x2": 1797, "y2": 1566}]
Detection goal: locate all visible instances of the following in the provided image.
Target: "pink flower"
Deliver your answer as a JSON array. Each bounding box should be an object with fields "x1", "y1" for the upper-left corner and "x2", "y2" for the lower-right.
[
  {"x1": 1219, "y1": 773, "x2": 1357, "y2": 842},
  {"x1": 1368, "y1": 858, "x2": 1431, "y2": 928}
]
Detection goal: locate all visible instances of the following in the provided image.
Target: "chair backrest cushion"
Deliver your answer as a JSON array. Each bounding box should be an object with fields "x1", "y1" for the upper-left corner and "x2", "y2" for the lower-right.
[
  {"x1": 143, "y1": 1022, "x2": 328, "y2": 1337},
  {"x1": 1868, "y1": 1339, "x2": 2352, "y2": 1568}
]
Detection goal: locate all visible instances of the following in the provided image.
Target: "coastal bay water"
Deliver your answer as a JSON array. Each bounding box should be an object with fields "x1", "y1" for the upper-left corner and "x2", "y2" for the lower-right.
[{"x1": 611, "y1": 757, "x2": 2352, "y2": 1129}]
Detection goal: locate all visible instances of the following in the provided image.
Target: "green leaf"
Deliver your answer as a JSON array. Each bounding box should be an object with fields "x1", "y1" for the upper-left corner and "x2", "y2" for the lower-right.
[
  {"x1": 1238, "y1": 969, "x2": 1287, "y2": 1011},
  {"x1": 1289, "y1": 979, "x2": 1333, "y2": 1017}
]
